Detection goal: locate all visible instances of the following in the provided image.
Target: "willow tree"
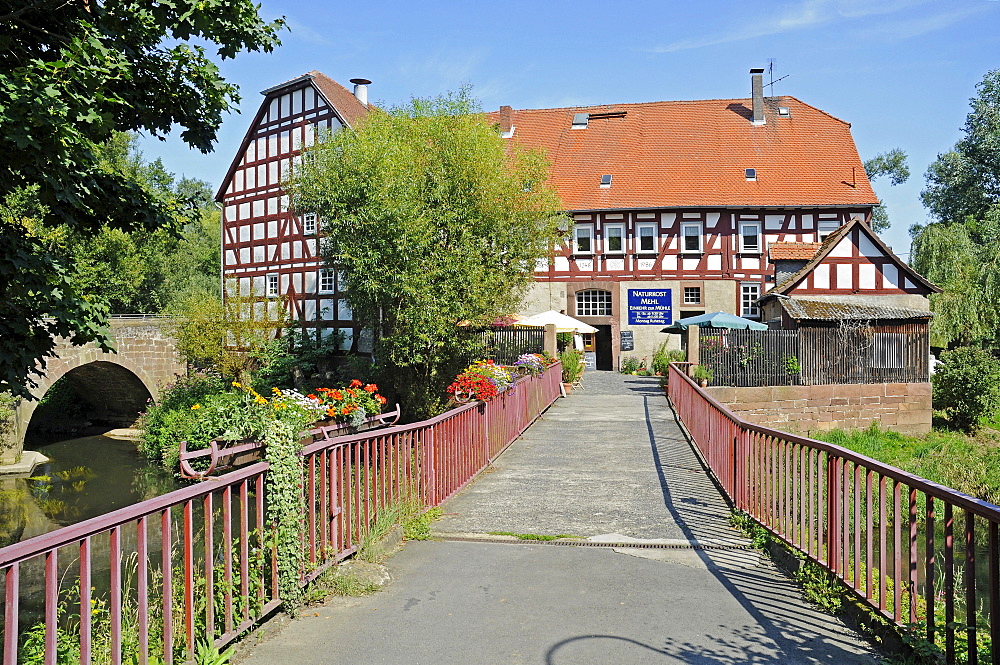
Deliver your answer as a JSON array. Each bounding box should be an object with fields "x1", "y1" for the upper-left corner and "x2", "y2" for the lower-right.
[{"x1": 292, "y1": 89, "x2": 565, "y2": 418}]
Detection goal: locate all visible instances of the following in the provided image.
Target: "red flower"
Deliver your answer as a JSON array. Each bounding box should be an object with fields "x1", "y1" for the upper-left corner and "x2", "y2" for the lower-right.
[
  {"x1": 307, "y1": 394, "x2": 318, "y2": 400},
  {"x1": 376, "y1": 395, "x2": 387, "y2": 404},
  {"x1": 330, "y1": 390, "x2": 344, "y2": 401},
  {"x1": 364, "y1": 383, "x2": 378, "y2": 393},
  {"x1": 349, "y1": 379, "x2": 363, "y2": 388}
]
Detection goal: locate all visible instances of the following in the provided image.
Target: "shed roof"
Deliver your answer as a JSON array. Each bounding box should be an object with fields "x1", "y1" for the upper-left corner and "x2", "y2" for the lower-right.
[{"x1": 778, "y1": 298, "x2": 933, "y2": 321}]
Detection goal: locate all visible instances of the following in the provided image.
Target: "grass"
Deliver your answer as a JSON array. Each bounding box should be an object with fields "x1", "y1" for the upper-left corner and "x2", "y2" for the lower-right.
[
  {"x1": 402, "y1": 506, "x2": 442, "y2": 541},
  {"x1": 486, "y1": 531, "x2": 579, "y2": 541},
  {"x1": 300, "y1": 567, "x2": 382, "y2": 606},
  {"x1": 812, "y1": 422, "x2": 1000, "y2": 505}
]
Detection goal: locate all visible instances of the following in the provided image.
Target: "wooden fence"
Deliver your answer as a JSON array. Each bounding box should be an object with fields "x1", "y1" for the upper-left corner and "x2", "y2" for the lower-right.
[{"x1": 699, "y1": 324, "x2": 930, "y2": 387}]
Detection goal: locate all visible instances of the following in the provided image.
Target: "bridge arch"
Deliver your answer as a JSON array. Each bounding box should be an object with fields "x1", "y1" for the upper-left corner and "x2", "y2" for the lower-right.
[
  {"x1": 19, "y1": 358, "x2": 158, "y2": 443},
  {"x1": 2, "y1": 317, "x2": 183, "y2": 465}
]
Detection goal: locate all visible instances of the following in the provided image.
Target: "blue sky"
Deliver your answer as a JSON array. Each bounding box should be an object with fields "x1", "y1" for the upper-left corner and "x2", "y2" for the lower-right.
[{"x1": 142, "y1": 0, "x2": 1000, "y2": 256}]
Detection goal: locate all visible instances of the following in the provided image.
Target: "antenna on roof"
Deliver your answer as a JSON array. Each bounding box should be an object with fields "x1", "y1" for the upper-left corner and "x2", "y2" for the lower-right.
[{"x1": 765, "y1": 59, "x2": 789, "y2": 95}]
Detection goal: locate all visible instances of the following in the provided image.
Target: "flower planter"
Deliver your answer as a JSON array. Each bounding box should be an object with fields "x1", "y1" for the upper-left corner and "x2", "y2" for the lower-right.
[{"x1": 562, "y1": 382, "x2": 574, "y2": 395}]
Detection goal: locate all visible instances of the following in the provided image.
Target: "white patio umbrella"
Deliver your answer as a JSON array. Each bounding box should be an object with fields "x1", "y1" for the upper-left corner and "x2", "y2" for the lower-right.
[{"x1": 515, "y1": 310, "x2": 598, "y2": 334}]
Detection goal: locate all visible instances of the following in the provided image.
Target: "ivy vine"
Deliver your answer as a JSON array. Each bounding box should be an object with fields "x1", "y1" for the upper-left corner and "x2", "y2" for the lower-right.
[{"x1": 264, "y1": 418, "x2": 306, "y2": 607}]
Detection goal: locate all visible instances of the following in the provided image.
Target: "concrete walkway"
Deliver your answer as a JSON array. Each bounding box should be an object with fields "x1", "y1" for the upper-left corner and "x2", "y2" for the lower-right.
[{"x1": 239, "y1": 372, "x2": 878, "y2": 665}]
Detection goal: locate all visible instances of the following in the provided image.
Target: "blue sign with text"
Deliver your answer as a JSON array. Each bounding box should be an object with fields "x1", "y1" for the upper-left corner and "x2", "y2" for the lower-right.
[{"x1": 627, "y1": 289, "x2": 673, "y2": 325}]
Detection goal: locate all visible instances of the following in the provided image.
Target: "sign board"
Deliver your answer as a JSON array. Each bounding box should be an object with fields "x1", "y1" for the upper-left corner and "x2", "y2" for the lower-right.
[
  {"x1": 627, "y1": 289, "x2": 673, "y2": 326},
  {"x1": 583, "y1": 352, "x2": 597, "y2": 370},
  {"x1": 619, "y1": 330, "x2": 634, "y2": 351}
]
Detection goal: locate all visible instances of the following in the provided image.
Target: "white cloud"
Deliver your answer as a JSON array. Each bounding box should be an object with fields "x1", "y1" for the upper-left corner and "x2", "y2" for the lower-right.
[
  {"x1": 851, "y1": 5, "x2": 995, "y2": 41},
  {"x1": 646, "y1": 0, "x2": 935, "y2": 53}
]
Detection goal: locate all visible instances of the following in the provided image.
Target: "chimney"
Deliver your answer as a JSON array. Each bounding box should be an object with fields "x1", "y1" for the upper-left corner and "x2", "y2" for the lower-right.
[
  {"x1": 349, "y1": 78, "x2": 371, "y2": 106},
  {"x1": 750, "y1": 68, "x2": 765, "y2": 125},
  {"x1": 499, "y1": 105, "x2": 513, "y2": 135}
]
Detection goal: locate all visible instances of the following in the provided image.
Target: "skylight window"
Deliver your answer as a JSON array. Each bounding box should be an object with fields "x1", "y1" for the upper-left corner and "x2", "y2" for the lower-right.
[
  {"x1": 600, "y1": 174, "x2": 613, "y2": 188},
  {"x1": 571, "y1": 113, "x2": 589, "y2": 129},
  {"x1": 745, "y1": 168, "x2": 757, "y2": 181},
  {"x1": 778, "y1": 107, "x2": 791, "y2": 117}
]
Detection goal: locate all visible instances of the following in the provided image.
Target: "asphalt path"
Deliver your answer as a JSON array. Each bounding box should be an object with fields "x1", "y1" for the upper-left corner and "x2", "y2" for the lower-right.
[{"x1": 238, "y1": 371, "x2": 878, "y2": 665}]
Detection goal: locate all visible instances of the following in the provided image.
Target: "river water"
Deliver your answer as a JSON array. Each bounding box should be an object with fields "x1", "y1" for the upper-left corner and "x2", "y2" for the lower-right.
[{"x1": 0, "y1": 433, "x2": 181, "y2": 547}]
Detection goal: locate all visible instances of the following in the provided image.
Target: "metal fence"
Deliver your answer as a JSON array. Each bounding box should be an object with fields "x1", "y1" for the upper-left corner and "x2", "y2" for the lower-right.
[
  {"x1": 470, "y1": 327, "x2": 546, "y2": 366},
  {"x1": 669, "y1": 363, "x2": 1000, "y2": 664},
  {"x1": 699, "y1": 324, "x2": 930, "y2": 387},
  {"x1": 0, "y1": 364, "x2": 562, "y2": 664}
]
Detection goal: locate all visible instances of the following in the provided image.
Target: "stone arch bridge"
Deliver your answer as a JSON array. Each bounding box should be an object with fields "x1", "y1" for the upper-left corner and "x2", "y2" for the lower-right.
[{"x1": 3, "y1": 316, "x2": 183, "y2": 464}]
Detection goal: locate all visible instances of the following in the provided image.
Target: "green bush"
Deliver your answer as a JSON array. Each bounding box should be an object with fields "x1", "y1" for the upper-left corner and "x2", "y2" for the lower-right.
[
  {"x1": 932, "y1": 346, "x2": 1000, "y2": 432},
  {"x1": 620, "y1": 356, "x2": 641, "y2": 374},
  {"x1": 559, "y1": 349, "x2": 584, "y2": 384}
]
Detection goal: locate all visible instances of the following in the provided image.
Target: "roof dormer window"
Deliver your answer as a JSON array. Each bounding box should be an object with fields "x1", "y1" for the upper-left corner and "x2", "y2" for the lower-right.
[
  {"x1": 745, "y1": 168, "x2": 757, "y2": 181},
  {"x1": 600, "y1": 174, "x2": 613, "y2": 188}
]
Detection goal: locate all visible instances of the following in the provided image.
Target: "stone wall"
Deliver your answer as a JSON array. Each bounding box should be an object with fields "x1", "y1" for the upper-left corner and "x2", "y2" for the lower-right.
[{"x1": 704, "y1": 382, "x2": 932, "y2": 436}]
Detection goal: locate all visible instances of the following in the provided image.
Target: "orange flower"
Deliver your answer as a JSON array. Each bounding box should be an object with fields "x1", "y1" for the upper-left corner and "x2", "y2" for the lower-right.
[
  {"x1": 307, "y1": 394, "x2": 317, "y2": 400},
  {"x1": 376, "y1": 395, "x2": 387, "y2": 405},
  {"x1": 364, "y1": 383, "x2": 378, "y2": 393},
  {"x1": 349, "y1": 379, "x2": 363, "y2": 388},
  {"x1": 326, "y1": 407, "x2": 338, "y2": 417},
  {"x1": 330, "y1": 390, "x2": 344, "y2": 401}
]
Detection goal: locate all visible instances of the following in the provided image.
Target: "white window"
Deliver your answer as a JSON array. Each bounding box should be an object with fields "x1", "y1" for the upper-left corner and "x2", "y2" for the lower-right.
[
  {"x1": 574, "y1": 224, "x2": 594, "y2": 254},
  {"x1": 680, "y1": 222, "x2": 703, "y2": 253},
  {"x1": 741, "y1": 283, "x2": 761, "y2": 318},
  {"x1": 683, "y1": 286, "x2": 702, "y2": 305},
  {"x1": 575, "y1": 289, "x2": 612, "y2": 317},
  {"x1": 318, "y1": 268, "x2": 335, "y2": 294},
  {"x1": 302, "y1": 213, "x2": 318, "y2": 235},
  {"x1": 603, "y1": 223, "x2": 625, "y2": 253},
  {"x1": 817, "y1": 219, "x2": 840, "y2": 241},
  {"x1": 739, "y1": 222, "x2": 761, "y2": 253},
  {"x1": 266, "y1": 273, "x2": 280, "y2": 298},
  {"x1": 636, "y1": 222, "x2": 658, "y2": 253}
]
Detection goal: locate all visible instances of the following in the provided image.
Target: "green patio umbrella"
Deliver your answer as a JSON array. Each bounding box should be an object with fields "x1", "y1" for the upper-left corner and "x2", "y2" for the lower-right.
[{"x1": 660, "y1": 311, "x2": 768, "y2": 332}]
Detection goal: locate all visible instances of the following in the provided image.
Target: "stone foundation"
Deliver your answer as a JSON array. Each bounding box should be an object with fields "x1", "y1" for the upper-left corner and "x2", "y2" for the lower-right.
[{"x1": 704, "y1": 382, "x2": 932, "y2": 436}]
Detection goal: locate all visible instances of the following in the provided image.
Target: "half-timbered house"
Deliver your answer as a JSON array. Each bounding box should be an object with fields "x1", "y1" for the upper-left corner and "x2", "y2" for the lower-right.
[
  {"x1": 501, "y1": 69, "x2": 881, "y2": 369},
  {"x1": 215, "y1": 72, "x2": 372, "y2": 349},
  {"x1": 217, "y1": 69, "x2": 922, "y2": 371}
]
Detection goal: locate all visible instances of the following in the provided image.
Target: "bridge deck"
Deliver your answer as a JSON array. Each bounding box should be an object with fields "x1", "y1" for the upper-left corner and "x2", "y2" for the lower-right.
[{"x1": 239, "y1": 373, "x2": 878, "y2": 664}]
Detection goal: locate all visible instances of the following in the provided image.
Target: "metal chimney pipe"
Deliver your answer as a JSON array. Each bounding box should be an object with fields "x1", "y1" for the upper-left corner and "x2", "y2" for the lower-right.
[
  {"x1": 750, "y1": 68, "x2": 765, "y2": 125},
  {"x1": 350, "y1": 78, "x2": 371, "y2": 106}
]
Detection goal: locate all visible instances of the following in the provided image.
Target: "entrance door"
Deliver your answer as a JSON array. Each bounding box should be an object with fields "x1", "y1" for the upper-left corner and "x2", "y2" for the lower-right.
[{"x1": 594, "y1": 325, "x2": 613, "y2": 371}]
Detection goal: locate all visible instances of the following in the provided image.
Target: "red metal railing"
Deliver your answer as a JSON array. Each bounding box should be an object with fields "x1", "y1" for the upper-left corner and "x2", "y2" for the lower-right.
[
  {"x1": 669, "y1": 363, "x2": 1000, "y2": 664},
  {"x1": 0, "y1": 364, "x2": 561, "y2": 664}
]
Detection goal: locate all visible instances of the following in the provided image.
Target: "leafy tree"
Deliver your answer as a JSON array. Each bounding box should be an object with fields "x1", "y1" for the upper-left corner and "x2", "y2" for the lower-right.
[
  {"x1": 911, "y1": 70, "x2": 1000, "y2": 347},
  {"x1": 863, "y1": 148, "x2": 909, "y2": 234},
  {"x1": 932, "y1": 346, "x2": 1000, "y2": 432},
  {"x1": 292, "y1": 88, "x2": 566, "y2": 418},
  {"x1": 921, "y1": 70, "x2": 1000, "y2": 226},
  {"x1": 0, "y1": 0, "x2": 283, "y2": 398}
]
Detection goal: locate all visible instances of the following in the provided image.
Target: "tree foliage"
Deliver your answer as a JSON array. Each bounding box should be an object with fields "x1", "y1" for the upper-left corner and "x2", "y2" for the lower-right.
[
  {"x1": 912, "y1": 70, "x2": 1000, "y2": 347},
  {"x1": 863, "y1": 148, "x2": 910, "y2": 234},
  {"x1": 932, "y1": 346, "x2": 1000, "y2": 432},
  {"x1": 0, "y1": 1, "x2": 281, "y2": 397},
  {"x1": 292, "y1": 88, "x2": 566, "y2": 418},
  {"x1": 922, "y1": 70, "x2": 1000, "y2": 225}
]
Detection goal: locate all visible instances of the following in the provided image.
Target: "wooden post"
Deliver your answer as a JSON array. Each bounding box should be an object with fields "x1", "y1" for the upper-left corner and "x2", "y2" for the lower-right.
[
  {"x1": 685, "y1": 325, "x2": 700, "y2": 375},
  {"x1": 543, "y1": 324, "x2": 558, "y2": 357}
]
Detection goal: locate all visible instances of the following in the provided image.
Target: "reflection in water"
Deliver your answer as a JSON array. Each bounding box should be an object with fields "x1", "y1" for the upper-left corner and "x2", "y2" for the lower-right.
[{"x1": 0, "y1": 434, "x2": 180, "y2": 547}]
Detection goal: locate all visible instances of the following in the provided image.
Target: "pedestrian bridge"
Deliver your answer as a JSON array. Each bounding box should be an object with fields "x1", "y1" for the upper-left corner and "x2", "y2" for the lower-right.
[{"x1": 4, "y1": 316, "x2": 183, "y2": 464}]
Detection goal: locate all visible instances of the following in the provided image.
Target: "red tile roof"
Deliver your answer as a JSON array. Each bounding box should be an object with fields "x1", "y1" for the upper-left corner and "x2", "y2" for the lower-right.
[
  {"x1": 769, "y1": 242, "x2": 823, "y2": 260},
  {"x1": 307, "y1": 71, "x2": 369, "y2": 127},
  {"x1": 493, "y1": 96, "x2": 878, "y2": 210}
]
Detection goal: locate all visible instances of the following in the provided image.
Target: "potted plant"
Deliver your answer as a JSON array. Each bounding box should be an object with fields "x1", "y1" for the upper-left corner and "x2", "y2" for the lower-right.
[
  {"x1": 559, "y1": 349, "x2": 584, "y2": 393},
  {"x1": 692, "y1": 364, "x2": 714, "y2": 388}
]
